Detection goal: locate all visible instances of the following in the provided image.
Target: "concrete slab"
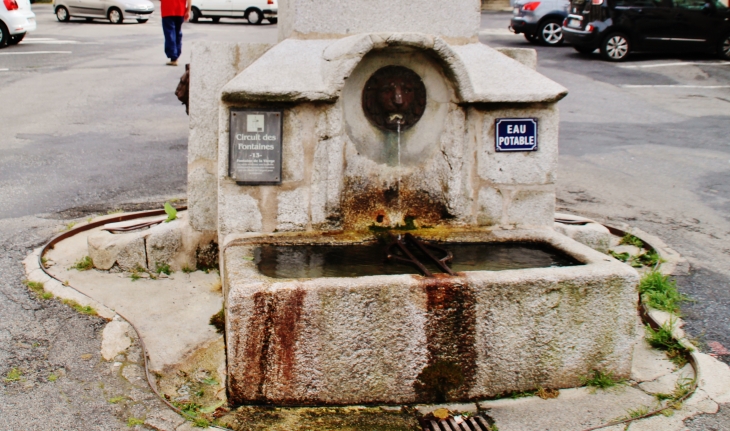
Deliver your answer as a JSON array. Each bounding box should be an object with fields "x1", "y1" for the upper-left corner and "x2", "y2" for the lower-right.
[
  {"x1": 478, "y1": 386, "x2": 656, "y2": 431},
  {"x1": 631, "y1": 338, "x2": 677, "y2": 383},
  {"x1": 43, "y1": 221, "x2": 223, "y2": 372}
]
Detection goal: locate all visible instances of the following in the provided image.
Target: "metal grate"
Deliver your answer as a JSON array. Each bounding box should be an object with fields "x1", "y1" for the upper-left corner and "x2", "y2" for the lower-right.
[{"x1": 422, "y1": 413, "x2": 494, "y2": 431}]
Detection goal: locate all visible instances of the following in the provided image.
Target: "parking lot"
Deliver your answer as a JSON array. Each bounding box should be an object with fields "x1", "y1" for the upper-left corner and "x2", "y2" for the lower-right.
[{"x1": 1, "y1": 6, "x2": 729, "y2": 429}]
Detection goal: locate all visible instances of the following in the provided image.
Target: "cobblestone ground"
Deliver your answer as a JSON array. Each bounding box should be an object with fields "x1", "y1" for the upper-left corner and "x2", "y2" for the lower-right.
[{"x1": 0, "y1": 215, "x2": 184, "y2": 431}]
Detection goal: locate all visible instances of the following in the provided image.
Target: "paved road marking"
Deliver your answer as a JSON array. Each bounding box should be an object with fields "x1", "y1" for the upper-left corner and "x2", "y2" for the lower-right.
[
  {"x1": 478, "y1": 29, "x2": 515, "y2": 36},
  {"x1": 619, "y1": 61, "x2": 730, "y2": 69},
  {"x1": 0, "y1": 51, "x2": 72, "y2": 55},
  {"x1": 0, "y1": 68, "x2": 8, "y2": 71},
  {"x1": 621, "y1": 84, "x2": 730, "y2": 88}
]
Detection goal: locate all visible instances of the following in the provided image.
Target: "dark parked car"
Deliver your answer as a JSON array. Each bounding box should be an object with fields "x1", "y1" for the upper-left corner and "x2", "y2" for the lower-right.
[{"x1": 562, "y1": 0, "x2": 730, "y2": 61}]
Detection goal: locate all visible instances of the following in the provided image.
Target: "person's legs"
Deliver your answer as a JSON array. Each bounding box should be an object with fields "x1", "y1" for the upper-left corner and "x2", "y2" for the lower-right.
[
  {"x1": 161, "y1": 16, "x2": 178, "y2": 62},
  {"x1": 173, "y1": 17, "x2": 183, "y2": 61}
]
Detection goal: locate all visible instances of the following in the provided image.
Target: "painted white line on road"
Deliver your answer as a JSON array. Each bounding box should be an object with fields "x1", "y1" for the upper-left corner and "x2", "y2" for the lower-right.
[
  {"x1": 21, "y1": 40, "x2": 81, "y2": 44},
  {"x1": 0, "y1": 51, "x2": 72, "y2": 55},
  {"x1": 478, "y1": 29, "x2": 515, "y2": 36},
  {"x1": 619, "y1": 61, "x2": 730, "y2": 69},
  {"x1": 621, "y1": 84, "x2": 730, "y2": 88},
  {"x1": 0, "y1": 68, "x2": 8, "y2": 71}
]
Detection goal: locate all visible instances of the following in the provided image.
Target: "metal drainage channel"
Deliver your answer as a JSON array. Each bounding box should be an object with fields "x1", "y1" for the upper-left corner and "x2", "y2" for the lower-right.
[{"x1": 421, "y1": 412, "x2": 494, "y2": 431}]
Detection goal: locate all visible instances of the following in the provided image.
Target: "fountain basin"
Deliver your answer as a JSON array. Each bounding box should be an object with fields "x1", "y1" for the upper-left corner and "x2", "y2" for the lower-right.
[{"x1": 223, "y1": 228, "x2": 638, "y2": 405}]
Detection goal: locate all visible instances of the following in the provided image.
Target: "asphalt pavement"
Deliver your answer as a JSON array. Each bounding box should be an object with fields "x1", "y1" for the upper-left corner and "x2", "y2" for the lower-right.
[{"x1": 1, "y1": 7, "x2": 729, "y2": 429}]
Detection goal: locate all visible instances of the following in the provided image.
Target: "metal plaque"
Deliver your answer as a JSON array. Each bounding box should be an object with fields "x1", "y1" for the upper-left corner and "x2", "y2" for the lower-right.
[
  {"x1": 495, "y1": 118, "x2": 538, "y2": 152},
  {"x1": 229, "y1": 109, "x2": 283, "y2": 185}
]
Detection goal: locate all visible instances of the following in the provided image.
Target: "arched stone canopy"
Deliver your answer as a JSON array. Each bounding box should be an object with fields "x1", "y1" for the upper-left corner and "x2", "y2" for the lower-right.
[{"x1": 220, "y1": 33, "x2": 568, "y2": 105}]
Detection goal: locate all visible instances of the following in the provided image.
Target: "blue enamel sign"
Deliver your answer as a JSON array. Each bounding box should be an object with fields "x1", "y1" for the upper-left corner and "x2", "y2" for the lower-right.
[{"x1": 495, "y1": 118, "x2": 538, "y2": 152}]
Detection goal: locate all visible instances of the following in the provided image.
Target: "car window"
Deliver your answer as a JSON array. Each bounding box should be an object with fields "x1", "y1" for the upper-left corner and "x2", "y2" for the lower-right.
[{"x1": 673, "y1": 0, "x2": 707, "y2": 9}]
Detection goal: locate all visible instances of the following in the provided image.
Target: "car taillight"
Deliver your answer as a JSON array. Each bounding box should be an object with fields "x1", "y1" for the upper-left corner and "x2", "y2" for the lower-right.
[
  {"x1": 562, "y1": 18, "x2": 569, "y2": 26},
  {"x1": 522, "y1": 1, "x2": 540, "y2": 11},
  {"x1": 586, "y1": 24, "x2": 594, "y2": 31},
  {"x1": 267, "y1": 0, "x2": 273, "y2": 3},
  {"x1": 3, "y1": 0, "x2": 19, "y2": 11},
  {"x1": 591, "y1": 0, "x2": 603, "y2": 4}
]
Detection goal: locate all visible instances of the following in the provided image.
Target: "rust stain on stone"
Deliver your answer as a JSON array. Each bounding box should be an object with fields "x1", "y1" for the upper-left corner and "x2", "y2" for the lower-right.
[
  {"x1": 232, "y1": 288, "x2": 305, "y2": 405},
  {"x1": 416, "y1": 276, "x2": 478, "y2": 401},
  {"x1": 341, "y1": 179, "x2": 452, "y2": 231}
]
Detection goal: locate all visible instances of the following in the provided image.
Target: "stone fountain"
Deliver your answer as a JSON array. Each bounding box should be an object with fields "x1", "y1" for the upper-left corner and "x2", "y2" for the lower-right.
[{"x1": 180, "y1": 0, "x2": 638, "y2": 406}]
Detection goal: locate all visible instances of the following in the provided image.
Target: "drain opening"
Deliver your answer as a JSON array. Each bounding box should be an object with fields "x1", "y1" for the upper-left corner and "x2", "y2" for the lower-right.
[{"x1": 420, "y1": 412, "x2": 495, "y2": 431}]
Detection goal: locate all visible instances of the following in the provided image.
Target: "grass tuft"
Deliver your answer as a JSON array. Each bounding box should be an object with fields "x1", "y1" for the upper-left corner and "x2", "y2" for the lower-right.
[
  {"x1": 645, "y1": 321, "x2": 692, "y2": 367},
  {"x1": 619, "y1": 233, "x2": 644, "y2": 248},
  {"x1": 48, "y1": 373, "x2": 59, "y2": 382},
  {"x1": 639, "y1": 271, "x2": 688, "y2": 314},
  {"x1": 4, "y1": 368, "x2": 22, "y2": 382},
  {"x1": 41, "y1": 292, "x2": 54, "y2": 300},
  {"x1": 61, "y1": 299, "x2": 97, "y2": 316},
  {"x1": 154, "y1": 262, "x2": 172, "y2": 275},
  {"x1": 109, "y1": 396, "x2": 126, "y2": 404},
  {"x1": 209, "y1": 308, "x2": 225, "y2": 334},
  {"x1": 609, "y1": 250, "x2": 630, "y2": 262},
  {"x1": 24, "y1": 280, "x2": 44, "y2": 293},
  {"x1": 72, "y1": 256, "x2": 94, "y2": 271},
  {"x1": 126, "y1": 417, "x2": 144, "y2": 427},
  {"x1": 580, "y1": 370, "x2": 625, "y2": 390},
  {"x1": 182, "y1": 264, "x2": 195, "y2": 273}
]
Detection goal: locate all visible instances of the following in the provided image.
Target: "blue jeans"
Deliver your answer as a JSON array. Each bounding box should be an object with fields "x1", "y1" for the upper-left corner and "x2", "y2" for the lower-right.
[{"x1": 162, "y1": 16, "x2": 184, "y2": 61}]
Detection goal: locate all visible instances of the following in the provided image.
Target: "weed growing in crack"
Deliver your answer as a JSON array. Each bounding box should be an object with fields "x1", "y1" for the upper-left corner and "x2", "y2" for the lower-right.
[
  {"x1": 209, "y1": 308, "x2": 225, "y2": 334},
  {"x1": 625, "y1": 406, "x2": 650, "y2": 419},
  {"x1": 580, "y1": 370, "x2": 625, "y2": 390},
  {"x1": 48, "y1": 373, "x2": 59, "y2": 382},
  {"x1": 61, "y1": 299, "x2": 97, "y2": 316},
  {"x1": 109, "y1": 396, "x2": 126, "y2": 404},
  {"x1": 107, "y1": 209, "x2": 123, "y2": 215},
  {"x1": 164, "y1": 202, "x2": 178, "y2": 223},
  {"x1": 23, "y1": 280, "x2": 44, "y2": 293},
  {"x1": 609, "y1": 250, "x2": 630, "y2": 262},
  {"x1": 41, "y1": 292, "x2": 53, "y2": 300},
  {"x1": 71, "y1": 256, "x2": 94, "y2": 271},
  {"x1": 64, "y1": 221, "x2": 77, "y2": 231},
  {"x1": 536, "y1": 387, "x2": 559, "y2": 399},
  {"x1": 4, "y1": 368, "x2": 23, "y2": 382},
  {"x1": 619, "y1": 233, "x2": 644, "y2": 248},
  {"x1": 645, "y1": 321, "x2": 692, "y2": 367},
  {"x1": 155, "y1": 262, "x2": 172, "y2": 275},
  {"x1": 633, "y1": 249, "x2": 664, "y2": 268},
  {"x1": 182, "y1": 265, "x2": 195, "y2": 273},
  {"x1": 127, "y1": 417, "x2": 144, "y2": 427},
  {"x1": 639, "y1": 271, "x2": 688, "y2": 314}
]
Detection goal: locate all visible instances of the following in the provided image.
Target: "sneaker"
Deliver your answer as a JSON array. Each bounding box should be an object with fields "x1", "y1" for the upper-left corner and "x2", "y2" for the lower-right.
[{"x1": 166, "y1": 60, "x2": 178, "y2": 66}]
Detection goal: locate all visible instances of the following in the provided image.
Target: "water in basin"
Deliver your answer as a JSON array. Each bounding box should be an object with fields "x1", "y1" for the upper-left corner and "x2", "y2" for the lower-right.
[{"x1": 255, "y1": 241, "x2": 582, "y2": 279}]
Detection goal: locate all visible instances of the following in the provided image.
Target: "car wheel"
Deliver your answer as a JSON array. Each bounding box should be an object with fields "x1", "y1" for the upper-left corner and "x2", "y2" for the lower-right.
[
  {"x1": 718, "y1": 33, "x2": 730, "y2": 60},
  {"x1": 247, "y1": 8, "x2": 262, "y2": 24},
  {"x1": 268, "y1": 17, "x2": 277, "y2": 24},
  {"x1": 211, "y1": 16, "x2": 220, "y2": 23},
  {"x1": 601, "y1": 32, "x2": 630, "y2": 61},
  {"x1": 573, "y1": 45, "x2": 595, "y2": 55},
  {"x1": 524, "y1": 33, "x2": 539, "y2": 44},
  {"x1": 108, "y1": 7, "x2": 123, "y2": 24},
  {"x1": 0, "y1": 22, "x2": 8, "y2": 48},
  {"x1": 55, "y1": 5, "x2": 70, "y2": 22},
  {"x1": 190, "y1": 7, "x2": 200, "y2": 23},
  {"x1": 538, "y1": 19, "x2": 563, "y2": 46},
  {"x1": 8, "y1": 32, "x2": 25, "y2": 45},
  {"x1": 137, "y1": 18, "x2": 148, "y2": 23}
]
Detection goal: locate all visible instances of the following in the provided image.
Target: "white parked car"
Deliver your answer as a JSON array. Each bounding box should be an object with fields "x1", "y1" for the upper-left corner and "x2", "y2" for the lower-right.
[
  {"x1": 53, "y1": 0, "x2": 154, "y2": 24},
  {"x1": 190, "y1": 0, "x2": 277, "y2": 24},
  {"x1": 0, "y1": 0, "x2": 36, "y2": 47}
]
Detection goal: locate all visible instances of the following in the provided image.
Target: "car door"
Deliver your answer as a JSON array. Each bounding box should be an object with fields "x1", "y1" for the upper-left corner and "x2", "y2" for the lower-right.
[
  {"x1": 199, "y1": 0, "x2": 231, "y2": 16},
  {"x1": 625, "y1": 0, "x2": 676, "y2": 50},
  {"x1": 77, "y1": 0, "x2": 106, "y2": 16},
  {"x1": 672, "y1": 0, "x2": 725, "y2": 49}
]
